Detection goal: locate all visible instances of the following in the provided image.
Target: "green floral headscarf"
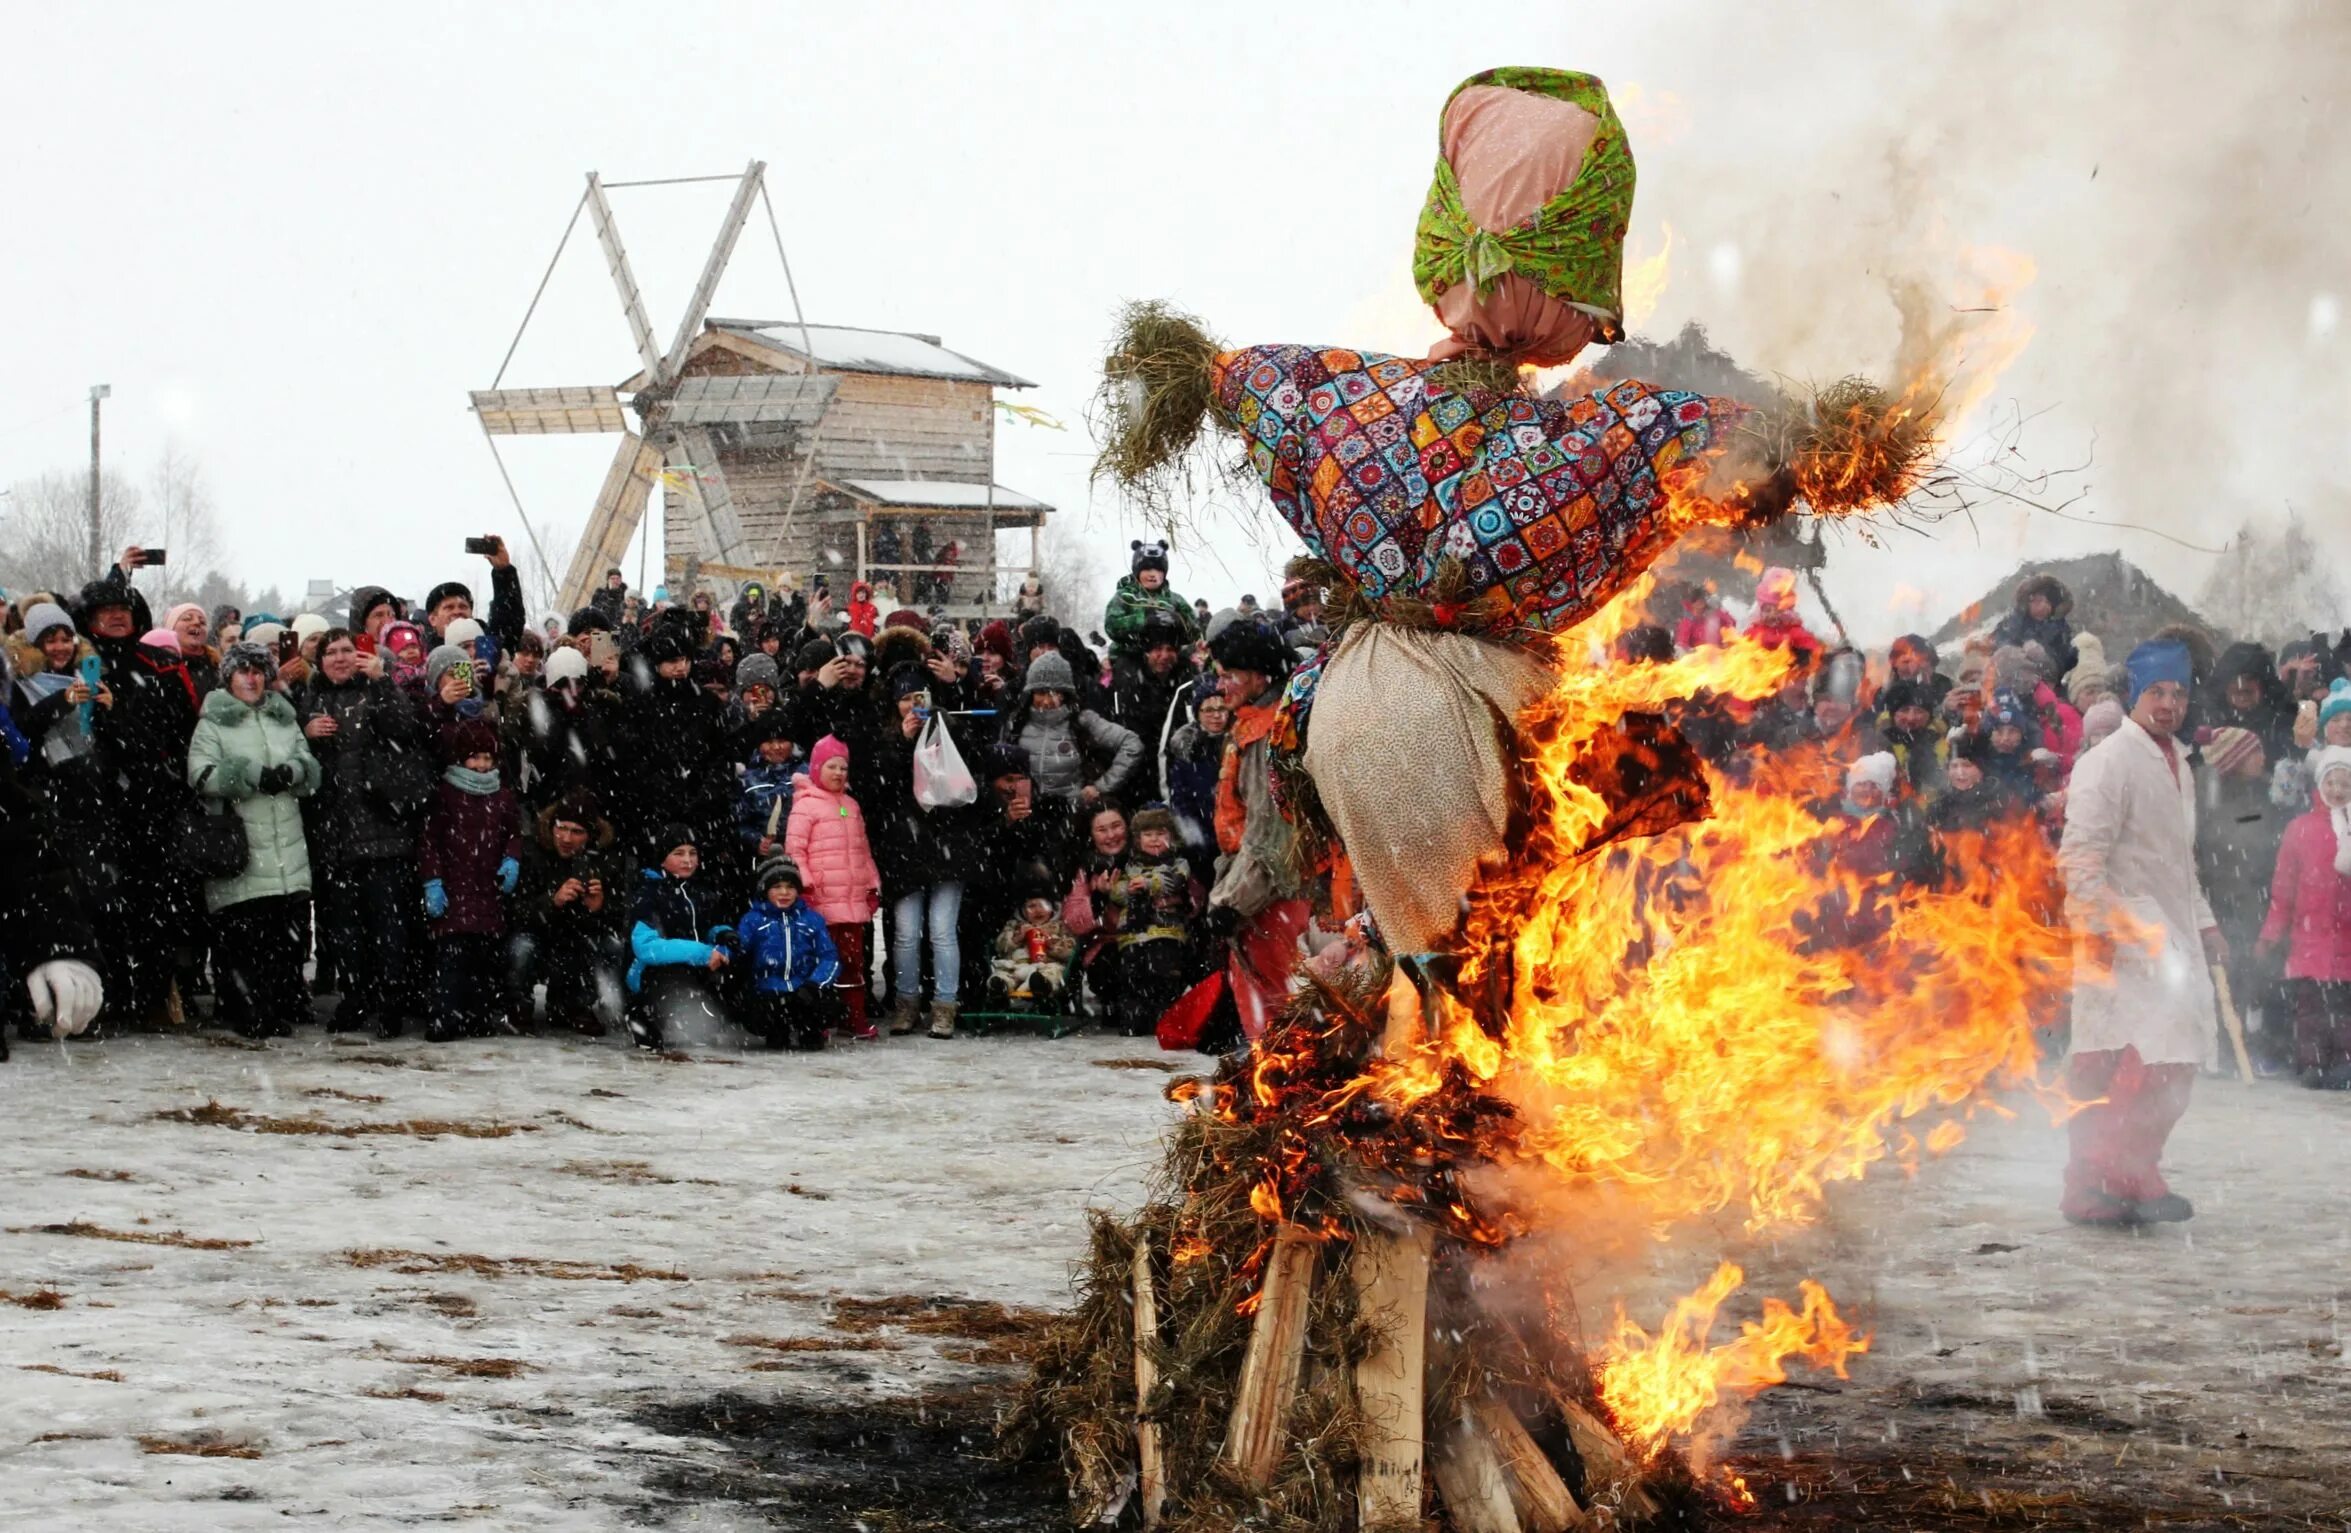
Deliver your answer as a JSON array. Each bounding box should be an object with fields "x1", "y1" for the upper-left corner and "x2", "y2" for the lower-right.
[{"x1": 1412, "y1": 67, "x2": 1637, "y2": 340}]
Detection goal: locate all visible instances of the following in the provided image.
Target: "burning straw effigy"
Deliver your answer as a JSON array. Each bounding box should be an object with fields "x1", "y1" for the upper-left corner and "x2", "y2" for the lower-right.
[{"x1": 1010, "y1": 66, "x2": 2072, "y2": 1530}]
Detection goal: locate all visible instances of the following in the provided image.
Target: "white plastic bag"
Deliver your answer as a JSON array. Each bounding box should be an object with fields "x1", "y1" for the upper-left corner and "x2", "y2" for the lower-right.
[{"x1": 913, "y1": 713, "x2": 978, "y2": 808}]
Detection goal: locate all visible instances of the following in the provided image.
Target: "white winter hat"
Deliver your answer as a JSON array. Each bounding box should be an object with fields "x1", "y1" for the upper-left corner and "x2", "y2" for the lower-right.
[
  {"x1": 1846, "y1": 751, "x2": 1898, "y2": 796},
  {"x1": 291, "y1": 613, "x2": 330, "y2": 642},
  {"x1": 443, "y1": 616, "x2": 486, "y2": 647},
  {"x1": 543, "y1": 645, "x2": 589, "y2": 686},
  {"x1": 244, "y1": 620, "x2": 287, "y2": 648},
  {"x1": 2313, "y1": 745, "x2": 2351, "y2": 792}
]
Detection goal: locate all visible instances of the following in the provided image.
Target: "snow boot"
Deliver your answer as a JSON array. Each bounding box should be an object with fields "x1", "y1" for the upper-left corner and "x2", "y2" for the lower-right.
[
  {"x1": 927, "y1": 1000, "x2": 959, "y2": 1040},
  {"x1": 2060, "y1": 1190, "x2": 2138, "y2": 1227},
  {"x1": 889, "y1": 995, "x2": 921, "y2": 1036},
  {"x1": 2131, "y1": 1192, "x2": 2194, "y2": 1224}
]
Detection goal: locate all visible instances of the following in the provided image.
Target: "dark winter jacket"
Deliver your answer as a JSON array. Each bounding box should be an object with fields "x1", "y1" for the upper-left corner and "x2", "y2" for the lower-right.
[
  {"x1": 1164, "y1": 713, "x2": 1228, "y2": 859},
  {"x1": 507, "y1": 681, "x2": 625, "y2": 815},
  {"x1": 1108, "y1": 652, "x2": 1196, "y2": 798},
  {"x1": 0, "y1": 747, "x2": 97, "y2": 989},
  {"x1": 417, "y1": 770, "x2": 520, "y2": 938},
  {"x1": 867, "y1": 714, "x2": 982, "y2": 894},
  {"x1": 618, "y1": 675, "x2": 734, "y2": 860},
  {"x1": 738, "y1": 759, "x2": 799, "y2": 857},
  {"x1": 514, "y1": 802, "x2": 628, "y2": 944},
  {"x1": 738, "y1": 896, "x2": 839, "y2": 994},
  {"x1": 782, "y1": 681, "x2": 883, "y2": 798},
  {"x1": 1103, "y1": 575, "x2": 1198, "y2": 655},
  {"x1": 2208, "y1": 641, "x2": 2295, "y2": 766},
  {"x1": 626, "y1": 870, "x2": 729, "y2": 992},
  {"x1": 1989, "y1": 575, "x2": 2078, "y2": 681},
  {"x1": 297, "y1": 671, "x2": 430, "y2": 866}
]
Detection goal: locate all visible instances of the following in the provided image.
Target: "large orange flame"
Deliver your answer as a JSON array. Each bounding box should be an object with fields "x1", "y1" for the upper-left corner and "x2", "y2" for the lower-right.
[
  {"x1": 1597, "y1": 1261, "x2": 1870, "y2": 1461},
  {"x1": 1364, "y1": 571, "x2": 2071, "y2": 1456}
]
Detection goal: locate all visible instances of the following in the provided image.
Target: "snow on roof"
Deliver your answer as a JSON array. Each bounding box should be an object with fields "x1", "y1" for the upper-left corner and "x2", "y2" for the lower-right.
[
  {"x1": 840, "y1": 479, "x2": 1051, "y2": 512},
  {"x1": 709, "y1": 319, "x2": 1035, "y2": 388}
]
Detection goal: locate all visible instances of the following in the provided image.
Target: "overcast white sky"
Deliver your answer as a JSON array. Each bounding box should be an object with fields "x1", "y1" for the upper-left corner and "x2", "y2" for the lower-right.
[{"x1": 5, "y1": 2, "x2": 2343, "y2": 642}]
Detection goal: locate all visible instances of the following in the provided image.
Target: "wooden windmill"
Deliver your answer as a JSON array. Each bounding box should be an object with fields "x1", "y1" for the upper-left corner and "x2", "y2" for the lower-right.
[
  {"x1": 469, "y1": 161, "x2": 835, "y2": 614},
  {"x1": 472, "y1": 162, "x2": 1052, "y2": 620}
]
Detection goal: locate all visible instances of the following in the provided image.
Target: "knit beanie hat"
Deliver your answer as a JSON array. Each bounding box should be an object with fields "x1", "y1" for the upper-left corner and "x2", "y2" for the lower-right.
[
  {"x1": 2320, "y1": 678, "x2": 2351, "y2": 734},
  {"x1": 1879, "y1": 679, "x2": 1933, "y2": 718},
  {"x1": 1024, "y1": 652, "x2": 1076, "y2": 696},
  {"x1": 2125, "y1": 640, "x2": 2193, "y2": 705},
  {"x1": 1845, "y1": 752, "x2": 1897, "y2": 796},
  {"x1": 795, "y1": 637, "x2": 838, "y2": 673},
  {"x1": 2201, "y1": 726, "x2": 2265, "y2": 780},
  {"x1": 2067, "y1": 665, "x2": 2116, "y2": 709},
  {"x1": 292, "y1": 613, "x2": 330, "y2": 643},
  {"x1": 244, "y1": 621, "x2": 288, "y2": 650},
  {"x1": 978, "y1": 620, "x2": 1016, "y2": 664},
  {"x1": 655, "y1": 822, "x2": 698, "y2": 858},
  {"x1": 424, "y1": 643, "x2": 474, "y2": 693},
  {"x1": 2080, "y1": 697, "x2": 2125, "y2": 752},
  {"x1": 543, "y1": 645, "x2": 589, "y2": 686},
  {"x1": 889, "y1": 662, "x2": 931, "y2": 700},
  {"x1": 141, "y1": 627, "x2": 181, "y2": 654},
  {"x1": 443, "y1": 616, "x2": 486, "y2": 648},
  {"x1": 735, "y1": 652, "x2": 781, "y2": 693},
  {"x1": 1130, "y1": 539, "x2": 1170, "y2": 576},
  {"x1": 381, "y1": 621, "x2": 426, "y2": 659},
  {"x1": 2313, "y1": 746, "x2": 2351, "y2": 875},
  {"x1": 162, "y1": 601, "x2": 206, "y2": 634},
  {"x1": 834, "y1": 631, "x2": 873, "y2": 663},
  {"x1": 642, "y1": 627, "x2": 693, "y2": 666},
  {"x1": 443, "y1": 717, "x2": 499, "y2": 763},
  {"x1": 757, "y1": 856, "x2": 804, "y2": 893},
  {"x1": 808, "y1": 734, "x2": 850, "y2": 777},
  {"x1": 22, "y1": 602, "x2": 74, "y2": 644},
  {"x1": 547, "y1": 787, "x2": 601, "y2": 830},
  {"x1": 1754, "y1": 566, "x2": 1799, "y2": 612}
]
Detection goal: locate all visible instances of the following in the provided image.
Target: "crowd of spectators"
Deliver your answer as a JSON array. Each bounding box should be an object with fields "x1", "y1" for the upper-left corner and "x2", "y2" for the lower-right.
[
  {"x1": 5, "y1": 535, "x2": 2349, "y2": 1089},
  {"x1": 0, "y1": 537, "x2": 1322, "y2": 1056}
]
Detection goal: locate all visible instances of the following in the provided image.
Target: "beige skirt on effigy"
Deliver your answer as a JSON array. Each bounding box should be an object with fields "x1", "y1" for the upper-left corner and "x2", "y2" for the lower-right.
[{"x1": 1303, "y1": 624, "x2": 1558, "y2": 954}]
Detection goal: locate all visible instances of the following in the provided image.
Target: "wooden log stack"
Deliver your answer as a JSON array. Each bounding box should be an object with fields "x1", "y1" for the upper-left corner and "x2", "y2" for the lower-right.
[{"x1": 1127, "y1": 1221, "x2": 1663, "y2": 1530}]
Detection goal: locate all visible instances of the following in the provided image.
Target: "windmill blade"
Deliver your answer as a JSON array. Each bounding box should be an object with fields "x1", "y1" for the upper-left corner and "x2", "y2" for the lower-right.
[
  {"x1": 558, "y1": 432, "x2": 662, "y2": 615},
  {"x1": 665, "y1": 373, "x2": 837, "y2": 426},
  {"x1": 585, "y1": 172, "x2": 664, "y2": 383},
  {"x1": 471, "y1": 385, "x2": 628, "y2": 435},
  {"x1": 660, "y1": 160, "x2": 765, "y2": 382},
  {"x1": 666, "y1": 429, "x2": 747, "y2": 569}
]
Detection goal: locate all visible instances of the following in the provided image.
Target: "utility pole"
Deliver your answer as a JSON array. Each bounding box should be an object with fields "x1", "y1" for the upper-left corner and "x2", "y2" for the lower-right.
[{"x1": 87, "y1": 384, "x2": 111, "y2": 577}]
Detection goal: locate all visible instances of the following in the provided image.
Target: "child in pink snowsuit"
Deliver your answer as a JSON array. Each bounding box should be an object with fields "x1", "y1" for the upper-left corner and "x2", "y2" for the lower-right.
[
  {"x1": 785, "y1": 734, "x2": 882, "y2": 1039},
  {"x1": 2257, "y1": 745, "x2": 2351, "y2": 1087}
]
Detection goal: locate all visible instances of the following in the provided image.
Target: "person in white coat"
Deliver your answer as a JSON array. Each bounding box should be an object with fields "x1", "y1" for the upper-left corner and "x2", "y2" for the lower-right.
[{"x1": 2055, "y1": 639, "x2": 2222, "y2": 1226}]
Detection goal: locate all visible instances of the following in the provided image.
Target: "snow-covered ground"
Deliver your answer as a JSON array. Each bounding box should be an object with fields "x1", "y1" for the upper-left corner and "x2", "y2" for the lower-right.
[
  {"x1": 4, "y1": 1027, "x2": 2347, "y2": 1529},
  {"x1": 0, "y1": 1025, "x2": 1174, "y2": 1530}
]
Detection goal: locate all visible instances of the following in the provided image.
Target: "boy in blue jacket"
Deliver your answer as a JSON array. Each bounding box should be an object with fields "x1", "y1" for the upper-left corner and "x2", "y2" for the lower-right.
[
  {"x1": 626, "y1": 823, "x2": 732, "y2": 1051},
  {"x1": 737, "y1": 856, "x2": 841, "y2": 1050}
]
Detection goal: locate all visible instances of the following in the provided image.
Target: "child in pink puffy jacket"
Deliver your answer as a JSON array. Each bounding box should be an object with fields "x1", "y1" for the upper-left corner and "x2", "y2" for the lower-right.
[{"x1": 785, "y1": 734, "x2": 881, "y2": 1039}]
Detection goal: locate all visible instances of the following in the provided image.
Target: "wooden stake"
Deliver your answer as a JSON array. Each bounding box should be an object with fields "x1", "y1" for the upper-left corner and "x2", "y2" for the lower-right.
[
  {"x1": 1220, "y1": 1224, "x2": 1318, "y2": 1490},
  {"x1": 1556, "y1": 1399, "x2": 1658, "y2": 1521},
  {"x1": 1351, "y1": 1223, "x2": 1433, "y2": 1529},
  {"x1": 1429, "y1": 1406, "x2": 1522, "y2": 1533},
  {"x1": 1473, "y1": 1399, "x2": 1586, "y2": 1531},
  {"x1": 2211, "y1": 965, "x2": 2256, "y2": 1084},
  {"x1": 1131, "y1": 1236, "x2": 1166, "y2": 1530}
]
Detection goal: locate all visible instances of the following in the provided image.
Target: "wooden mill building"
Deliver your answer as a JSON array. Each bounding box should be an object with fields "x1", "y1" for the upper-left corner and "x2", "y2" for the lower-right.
[{"x1": 634, "y1": 317, "x2": 1051, "y2": 615}]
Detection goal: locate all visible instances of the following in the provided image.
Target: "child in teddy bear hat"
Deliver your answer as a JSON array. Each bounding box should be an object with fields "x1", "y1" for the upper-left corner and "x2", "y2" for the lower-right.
[{"x1": 1103, "y1": 540, "x2": 1198, "y2": 657}]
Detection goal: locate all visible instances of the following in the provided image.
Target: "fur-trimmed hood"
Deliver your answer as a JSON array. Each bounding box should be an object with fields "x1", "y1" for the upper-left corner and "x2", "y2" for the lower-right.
[{"x1": 2012, "y1": 573, "x2": 2073, "y2": 619}]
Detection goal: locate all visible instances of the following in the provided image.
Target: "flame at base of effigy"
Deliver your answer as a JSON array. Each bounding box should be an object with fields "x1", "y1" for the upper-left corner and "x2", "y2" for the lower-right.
[{"x1": 1009, "y1": 575, "x2": 2074, "y2": 1529}]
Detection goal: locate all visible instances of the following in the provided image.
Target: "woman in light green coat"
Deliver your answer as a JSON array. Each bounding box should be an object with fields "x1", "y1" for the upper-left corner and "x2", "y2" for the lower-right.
[{"x1": 186, "y1": 644, "x2": 321, "y2": 1037}]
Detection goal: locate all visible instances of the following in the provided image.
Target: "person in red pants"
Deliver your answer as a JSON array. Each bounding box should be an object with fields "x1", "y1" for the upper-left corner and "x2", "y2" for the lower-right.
[{"x1": 2055, "y1": 639, "x2": 2221, "y2": 1226}]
